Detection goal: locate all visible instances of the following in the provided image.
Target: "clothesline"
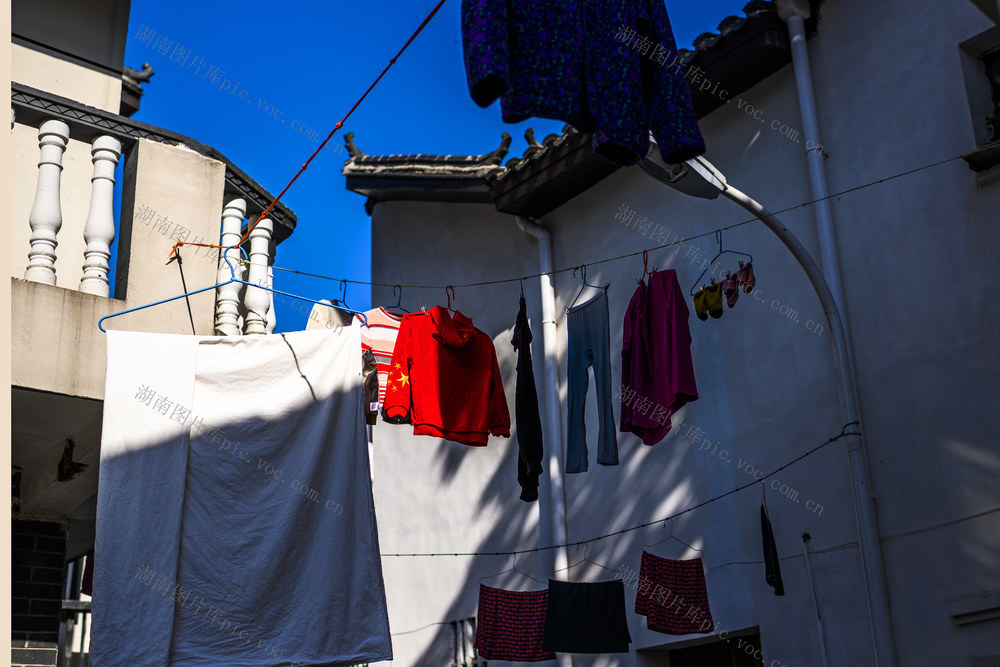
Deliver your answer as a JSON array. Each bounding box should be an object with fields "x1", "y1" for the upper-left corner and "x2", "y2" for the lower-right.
[
  {"x1": 255, "y1": 152, "x2": 961, "y2": 291},
  {"x1": 380, "y1": 422, "x2": 860, "y2": 557},
  {"x1": 388, "y1": 539, "x2": 861, "y2": 637}
]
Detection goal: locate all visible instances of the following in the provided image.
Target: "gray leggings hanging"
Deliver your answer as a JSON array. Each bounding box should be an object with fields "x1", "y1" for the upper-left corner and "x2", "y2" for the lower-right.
[{"x1": 566, "y1": 290, "x2": 619, "y2": 473}]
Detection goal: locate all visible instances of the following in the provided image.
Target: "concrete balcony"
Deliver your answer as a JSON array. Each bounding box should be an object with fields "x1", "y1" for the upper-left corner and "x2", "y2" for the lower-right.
[{"x1": 9, "y1": 83, "x2": 297, "y2": 540}]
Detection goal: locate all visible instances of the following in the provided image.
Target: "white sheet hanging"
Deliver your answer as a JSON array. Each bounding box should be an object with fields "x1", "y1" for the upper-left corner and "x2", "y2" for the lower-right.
[{"x1": 92, "y1": 327, "x2": 392, "y2": 666}]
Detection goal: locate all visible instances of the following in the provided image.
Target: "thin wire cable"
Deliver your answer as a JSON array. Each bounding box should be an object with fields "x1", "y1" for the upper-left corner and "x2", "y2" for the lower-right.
[
  {"x1": 380, "y1": 423, "x2": 860, "y2": 558},
  {"x1": 166, "y1": 0, "x2": 450, "y2": 260},
  {"x1": 396, "y1": 541, "x2": 865, "y2": 638},
  {"x1": 264, "y1": 153, "x2": 963, "y2": 290},
  {"x1": 390, "y1": 621, "x2": 451, "y2": 636}
]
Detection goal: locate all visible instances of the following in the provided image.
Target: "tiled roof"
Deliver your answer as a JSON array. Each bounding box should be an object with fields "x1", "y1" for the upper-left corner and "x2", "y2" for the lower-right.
[
  {"x1": 342, "y1": 131, "x2": 511, "y2": 179},
  {"x1": 488, "y1": 125, "x2": 621, "y2": 218}
]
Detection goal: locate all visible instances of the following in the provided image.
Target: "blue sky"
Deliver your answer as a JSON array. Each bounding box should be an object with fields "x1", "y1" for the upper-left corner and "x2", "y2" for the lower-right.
[{"x1": 123, "y1": 0, "x2": 749, "y2": 332}]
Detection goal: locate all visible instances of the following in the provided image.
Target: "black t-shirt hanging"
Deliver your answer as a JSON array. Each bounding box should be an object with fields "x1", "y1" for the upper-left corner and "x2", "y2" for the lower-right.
[{"x1": 761, "y1": 502, "x2": 785, "y2": 596}]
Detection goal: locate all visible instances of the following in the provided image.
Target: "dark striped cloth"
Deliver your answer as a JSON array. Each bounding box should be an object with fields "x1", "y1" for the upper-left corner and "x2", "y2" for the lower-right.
[
  {"x1": 474, "y1": 584, "x2": 555, "y2": 661},
  {"x1": 635, "y1": 551, "x2": 714, "y2": 635}
]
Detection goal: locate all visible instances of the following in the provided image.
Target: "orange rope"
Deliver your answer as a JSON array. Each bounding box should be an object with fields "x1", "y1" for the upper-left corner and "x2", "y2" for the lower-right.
[
  {"x1": 167, "y1": 240, "x2": 224, "y2": 258},
  {"x1": 167, "y1": 0, "x2": 450, "y2": 259}
]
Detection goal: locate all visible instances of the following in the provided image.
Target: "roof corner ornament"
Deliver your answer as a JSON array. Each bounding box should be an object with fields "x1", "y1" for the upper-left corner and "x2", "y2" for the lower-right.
[
  {"x1": 484, "y1": 132, "x2": 512, "y2": 165},
  {"x1": 123, "y1": 62, "x2": 154, "y2": 84},
  {"x1": 343, "y1": 131, "x2": 365, "y2": 159}
]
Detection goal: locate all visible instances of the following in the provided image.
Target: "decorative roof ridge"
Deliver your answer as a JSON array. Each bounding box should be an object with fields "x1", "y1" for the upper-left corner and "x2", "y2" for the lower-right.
[
  {"x1": 685, "y1": 0, "x2": 819, "y2": 56},
  {"x1": 344, "y1": 131, "x2": 512, "y2": 167},
  {"x1": 491, "y1": 124, "x2": 579, "y2": 178}
]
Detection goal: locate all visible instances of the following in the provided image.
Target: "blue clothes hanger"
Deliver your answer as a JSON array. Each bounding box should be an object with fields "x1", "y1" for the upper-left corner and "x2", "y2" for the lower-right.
[
  {"x1": 387, "y1": 284, "x2": 410, "y2": 314},
  {"x1": 97, "y1": 244, "x2": 367, "y2": 332},
  {"x1": 334, "y1": 279, "x2": 351, "y2": 310},
  {"x1": 689, "y1": 229, "x2": 754, "y2": 296},
  {"x1": 565, "y1": 264, "x2": 609, "y2": 312}
]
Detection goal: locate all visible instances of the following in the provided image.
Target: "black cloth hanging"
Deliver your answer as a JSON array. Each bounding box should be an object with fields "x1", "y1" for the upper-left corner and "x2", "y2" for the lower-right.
[
  {"x1": 761, "y1": 501, "x2": 785, "y2": 596},
  {"x1": 362, "y1": 348, "x2": 379, "y2": 426},
  {"x1": 542, "y1": 579, "x2": 632, "y2": 654},
  {"x1": 512, "y1": 296, "x2": 544, "y2": 502}
]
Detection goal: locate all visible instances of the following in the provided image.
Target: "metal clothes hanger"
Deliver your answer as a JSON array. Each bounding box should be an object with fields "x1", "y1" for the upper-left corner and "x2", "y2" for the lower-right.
[
  {"x1": 548, "y1": 543, "x2": 620, "y2": 579},
  {"x1": 551, "y1": 543, "x2": 591, "y2": 576},
  {"x1": 643, "y1": 518, "x2": 704, "y2": 556},
  {"x1": 689, "y1": 229, "x2": 754, "y2": 296},
  {"x1": 479, "y1": 553, "x2": 546, "y2": 586},
  {"x1": 444, "y1": 285, "x2": 457, "y2": 313},
  {"x1": 583, "y1": 556, "x2": 623, "y2": 576},
  {"x1": 97, "y1": 245, "x2": 367, "y2": 331},
  {"x1": 385, "y1": 284, "x2": 410, "y2": 315},
  {"x1": 565, "y1": 265, "x2": 610, "y2": 312}
]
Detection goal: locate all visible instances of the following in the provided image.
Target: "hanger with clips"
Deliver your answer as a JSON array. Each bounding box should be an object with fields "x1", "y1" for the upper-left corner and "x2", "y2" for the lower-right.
[
  {"x1": 689, "y1": 229, "x2": 753, "y2": 296},
  {"x1": 637, "y1": 249, "x2": 658, "y2": 285},
  {"x1": 566, "y1": 265, "x2": 610, "y2": 312},
  {"x1": 480, "y1": 553, "x2": 546, "y2": 586},
  {"x1": 98, "y1": 244, "x2": 367, "y2": 331},
  {"x1": 643, "y1": 517, "x2": 703, "y2": 556}
]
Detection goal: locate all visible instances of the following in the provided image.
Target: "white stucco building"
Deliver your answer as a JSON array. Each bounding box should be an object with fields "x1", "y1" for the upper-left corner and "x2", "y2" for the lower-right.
[{"x1": 343, "y1": 1, "x2": 1000, "y2": 665}]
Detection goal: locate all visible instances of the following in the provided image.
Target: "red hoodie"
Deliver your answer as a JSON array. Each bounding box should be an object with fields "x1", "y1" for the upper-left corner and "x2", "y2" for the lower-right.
[{"x1": 383, "y1": 307, "x2": 511, "y2": 446}]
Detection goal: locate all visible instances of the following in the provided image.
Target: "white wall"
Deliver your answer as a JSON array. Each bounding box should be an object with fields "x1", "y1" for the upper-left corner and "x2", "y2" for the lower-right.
[
  {"x1": 11, "y1": 138, "x2": 228, "y2": 400},
  {"x1": 12, "y1": 0, "x2": 129, "y2": 113},
  {"x1": 369, "y1": 201, "x2": 547, "y2": 665},
  {"x1": 367, "y1": 1, "x2": 1000, "y2": 665},
  {"x1": 11, "y1": 44, "x2": 122, "y2": 112}
]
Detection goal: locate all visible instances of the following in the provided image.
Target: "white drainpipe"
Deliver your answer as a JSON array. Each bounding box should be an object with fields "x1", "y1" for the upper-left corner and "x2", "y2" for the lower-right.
[
  {"x1": 514, "y1": 218, "x2": 570, "y2": 572},
  {"x1": 801, "y1": 533, "x2": 831, "y2": 667},
  {"x1": 775, "y1": 1, "x2": 897, "y2": 664},
  {"x1": 516, "y1": 215, "x2": 572, "y2": 667},
  {"x1": 776, "y1": 0, "x2": 849, "y2": 320}
]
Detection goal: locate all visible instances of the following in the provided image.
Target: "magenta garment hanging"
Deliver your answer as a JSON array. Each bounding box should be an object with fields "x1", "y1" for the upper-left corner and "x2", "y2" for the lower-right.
[{"x1": 620, "y1": 269, "x2": 698, "y2": 445}]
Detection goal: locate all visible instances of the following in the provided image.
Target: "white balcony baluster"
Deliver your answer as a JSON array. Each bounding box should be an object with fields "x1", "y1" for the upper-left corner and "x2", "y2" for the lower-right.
[
  {"x1": 265, "y1": 264, "x2": 277, "y2": 334},
  {"x1": 25, "y1": 119, "x2": 70, "y2": 284},
  {"x1": 79, "y1": 136, "x2": 123, "y2": 296},
  {"x1": 243, "y1": 217, "x2": 273, "y2": 335},
  {"x1": 214, "y1": 198, "x2": 247, "y2": 336}
]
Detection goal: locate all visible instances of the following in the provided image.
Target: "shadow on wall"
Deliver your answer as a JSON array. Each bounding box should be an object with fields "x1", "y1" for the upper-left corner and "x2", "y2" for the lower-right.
[
  {"x1": 390, "y1": 266, "x2": 851, "y2": 667},
  {"x1": 91, "y1": 335, "x2": 390, "y2": 667}
]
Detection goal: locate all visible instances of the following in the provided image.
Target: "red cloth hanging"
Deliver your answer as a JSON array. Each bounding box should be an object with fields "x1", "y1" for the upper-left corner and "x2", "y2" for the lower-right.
[
  {"x1": 382, "y1": 307, "x2": 510, "y2": 446},
  {"x1": 635, "y1": 551, "x2": 714, "y2": 635}
]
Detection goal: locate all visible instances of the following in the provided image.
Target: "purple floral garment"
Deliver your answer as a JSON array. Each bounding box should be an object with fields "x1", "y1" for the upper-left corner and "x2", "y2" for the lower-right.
[{"x1": 461, "y1": 0, "x2": 706, "y2": 166}]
